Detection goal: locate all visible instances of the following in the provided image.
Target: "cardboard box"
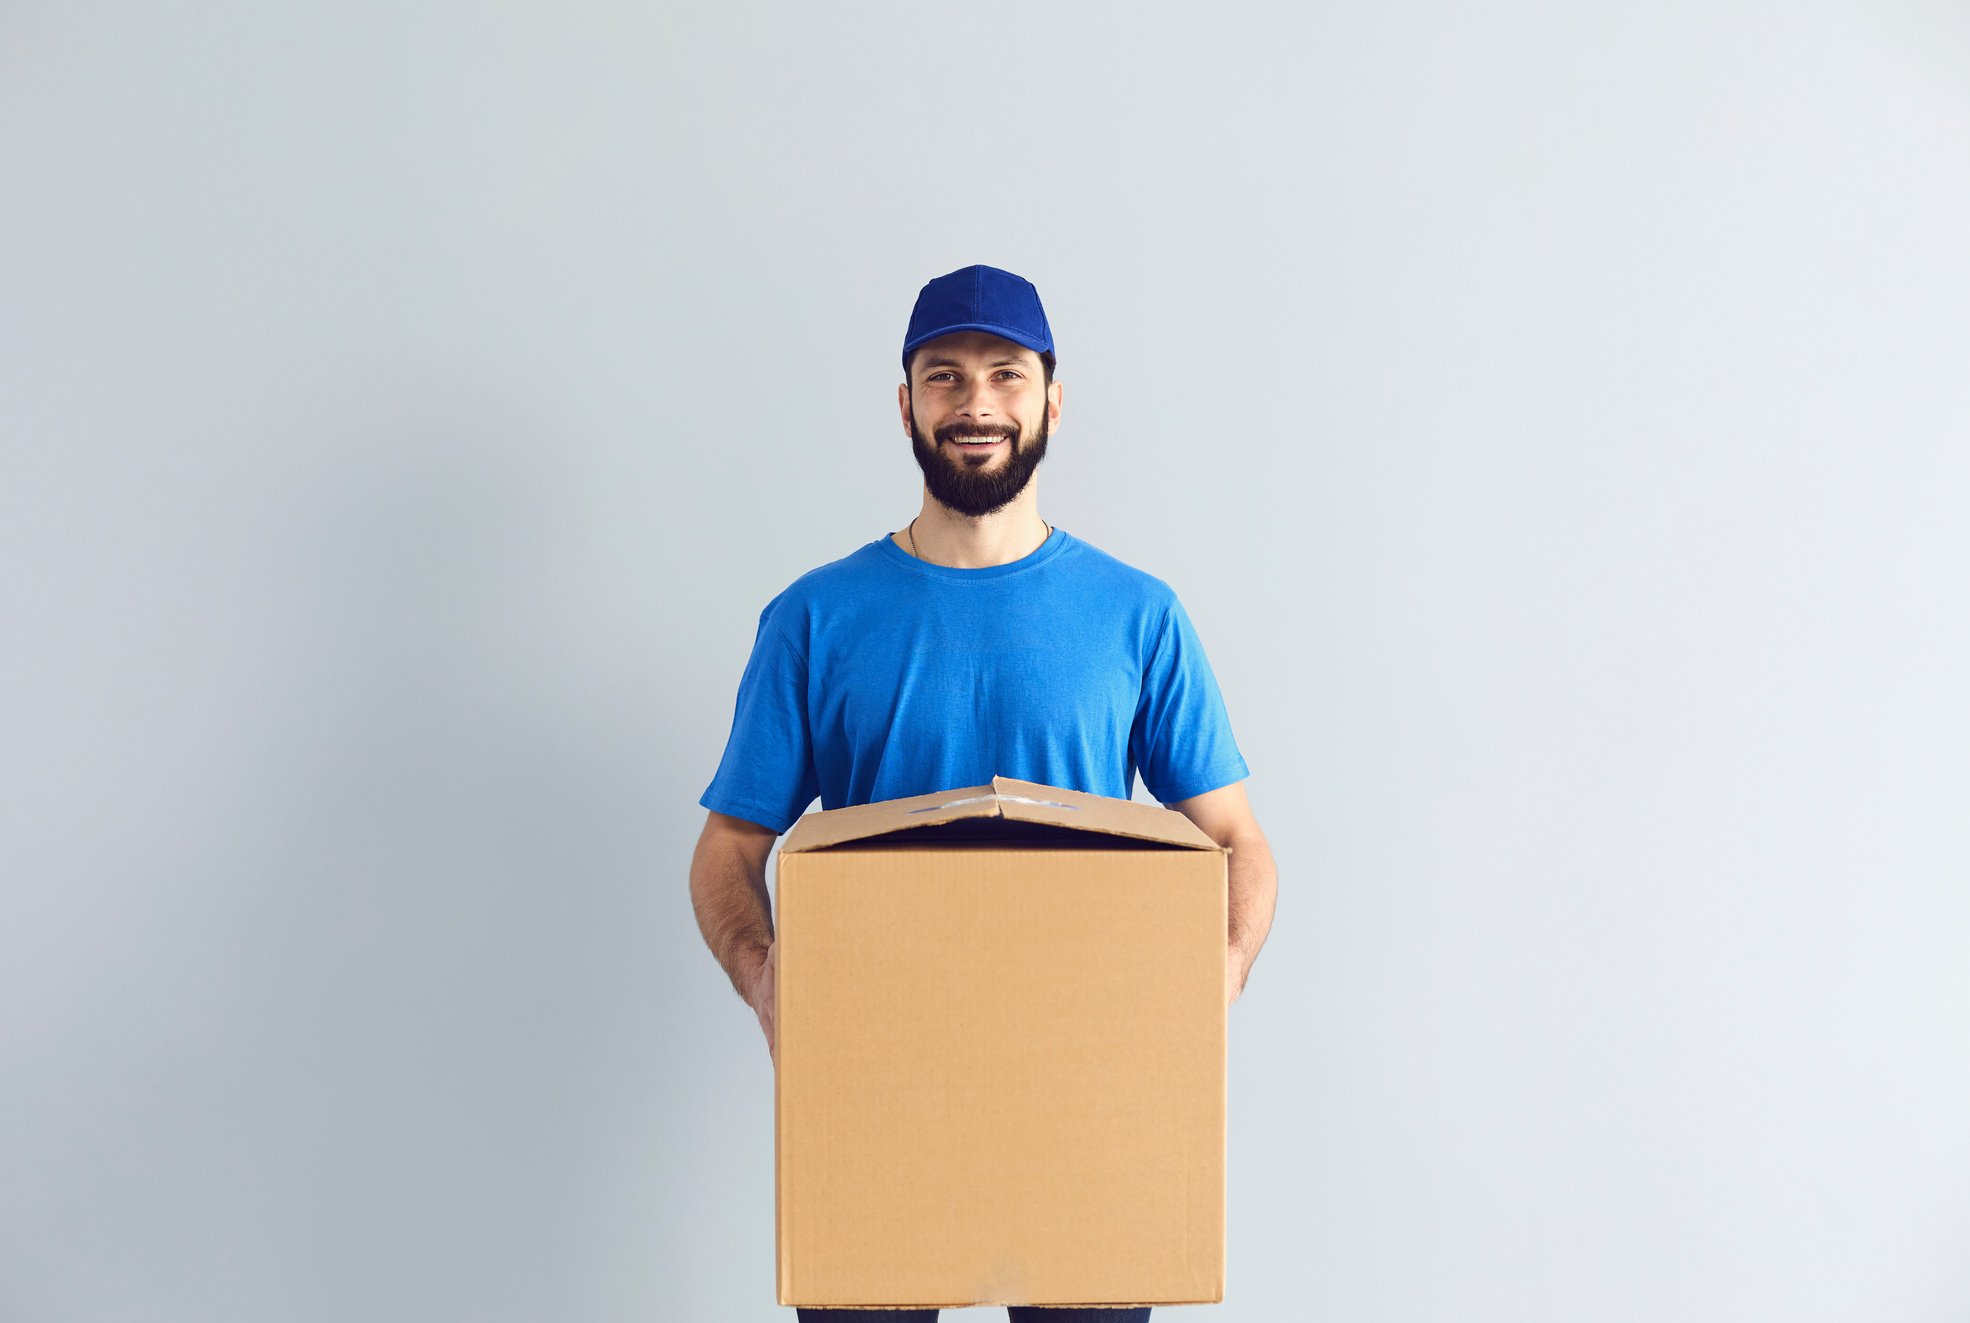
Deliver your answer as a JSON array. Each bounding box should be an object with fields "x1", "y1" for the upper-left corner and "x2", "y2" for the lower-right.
[{"x1": 774, "y1": 774, "x2": 1228, "y2": 1309}]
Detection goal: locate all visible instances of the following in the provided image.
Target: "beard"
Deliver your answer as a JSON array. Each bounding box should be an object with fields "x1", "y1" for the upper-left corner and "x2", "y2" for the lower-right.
[{"x1": 908, "y1": 399, "x2": 1050, "y2": 519}]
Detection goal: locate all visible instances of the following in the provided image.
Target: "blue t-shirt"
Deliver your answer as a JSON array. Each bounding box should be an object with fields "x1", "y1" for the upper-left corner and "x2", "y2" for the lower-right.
[{"x1": 699, "y1": 527, "x2": 1250, "y2": 834}]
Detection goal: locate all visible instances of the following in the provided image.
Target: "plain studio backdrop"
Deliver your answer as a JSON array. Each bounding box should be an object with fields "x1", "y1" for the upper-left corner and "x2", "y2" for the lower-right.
[{"x1": 3, "y1": 2, "x2": 1967, "y2": 1320}]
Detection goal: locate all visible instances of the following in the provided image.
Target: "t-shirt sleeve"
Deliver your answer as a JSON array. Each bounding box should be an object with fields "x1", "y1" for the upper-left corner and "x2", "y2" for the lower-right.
[
  {"x1": 699, "y1": 609, "x2": 821, "y2": 834},
  {"x1": 1130, "y1": 594, "x2": 1251, "y2": 805}
]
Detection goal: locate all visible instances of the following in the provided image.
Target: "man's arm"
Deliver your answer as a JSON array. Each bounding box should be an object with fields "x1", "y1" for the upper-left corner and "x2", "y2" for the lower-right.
[
  {"x1": 1168, "y1": 781, "x2": 1277, "y2": 1007},
  {"x1": 690, "y1": 810, "x2": 782, "y2": 1061}
]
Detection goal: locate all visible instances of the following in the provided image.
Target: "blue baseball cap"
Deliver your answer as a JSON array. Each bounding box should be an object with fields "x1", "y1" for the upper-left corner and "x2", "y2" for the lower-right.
[{"x1": 902, "y1": 264, "x2": 1054, "y2": 377}]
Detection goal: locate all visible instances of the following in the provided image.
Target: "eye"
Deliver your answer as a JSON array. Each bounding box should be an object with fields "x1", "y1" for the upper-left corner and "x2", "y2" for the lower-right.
[
  {"x1": 995, "y1": 370, "x2": 1022, "y2": 381},
  {"x1": 926, "y1": 371, "x2": 954, "y2": 383}
]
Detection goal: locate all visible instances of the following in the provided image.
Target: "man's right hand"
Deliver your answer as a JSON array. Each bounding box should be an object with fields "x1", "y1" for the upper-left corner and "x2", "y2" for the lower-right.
[{"x1": 742, "y1": 940, "x2": 778, "y2": 1066}]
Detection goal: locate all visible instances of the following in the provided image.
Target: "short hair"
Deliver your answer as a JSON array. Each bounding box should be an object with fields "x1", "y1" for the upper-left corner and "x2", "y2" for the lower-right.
[{"x1": 906, "y1": 347, "x2": 1056, "y2": 388}]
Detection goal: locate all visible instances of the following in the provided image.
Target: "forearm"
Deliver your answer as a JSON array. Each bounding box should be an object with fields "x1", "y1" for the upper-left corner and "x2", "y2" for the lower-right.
[
  {"x1": 689, "y1": 836, "x2": 776, "y2": 999},
  {"x1": 1226, "y1": 830, "x2": 1277, "y2": 980}
]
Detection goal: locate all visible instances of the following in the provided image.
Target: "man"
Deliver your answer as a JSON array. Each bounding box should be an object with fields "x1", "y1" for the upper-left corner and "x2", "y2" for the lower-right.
[{"x1": 689, "y1": 264, "x2": 1278, "y2": 1323}]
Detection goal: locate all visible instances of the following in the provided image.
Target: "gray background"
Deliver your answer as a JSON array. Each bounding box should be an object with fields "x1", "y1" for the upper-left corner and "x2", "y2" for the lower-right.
[{"x1": 4, "y1": 1, "x2": 1967, "y2": 1319}]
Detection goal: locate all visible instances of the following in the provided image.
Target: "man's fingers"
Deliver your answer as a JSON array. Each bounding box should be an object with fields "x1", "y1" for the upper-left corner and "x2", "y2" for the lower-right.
[{"x1": 761, "y1": 941, "x2": 780, "y2": 1065}]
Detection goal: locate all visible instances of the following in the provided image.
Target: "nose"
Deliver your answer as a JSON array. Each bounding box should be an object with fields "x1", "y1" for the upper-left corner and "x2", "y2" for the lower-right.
[{"x1": 956, "y1": 377, "x2": 995, "y2": 420}]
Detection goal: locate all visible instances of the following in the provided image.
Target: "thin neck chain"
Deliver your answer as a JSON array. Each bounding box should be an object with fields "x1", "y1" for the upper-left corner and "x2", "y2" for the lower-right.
[{"x1": 907, "y1": 517, "x2": 1051, "y2": 565}]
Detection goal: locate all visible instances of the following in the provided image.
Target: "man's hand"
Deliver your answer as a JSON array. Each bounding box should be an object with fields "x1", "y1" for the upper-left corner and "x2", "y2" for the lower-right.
[
  {"x1": 691, "y1": 811, "x2": 782, "y2": 1066},
  {"x1": 1167, "y1": 783, "x2": 1275, "y2": 1015},
  {"x1": 1226, "y1": 941, "x2": 1251, "y2": 1009},
  {"x1": 742, "y1": 940, "x2": 778, "y2": 1065}
]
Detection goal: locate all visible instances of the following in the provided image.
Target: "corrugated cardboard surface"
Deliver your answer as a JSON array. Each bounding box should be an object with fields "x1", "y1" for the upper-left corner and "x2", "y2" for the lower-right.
[{"x1": 775, "y1": 779, "x2": 1227, "y2": 1308}]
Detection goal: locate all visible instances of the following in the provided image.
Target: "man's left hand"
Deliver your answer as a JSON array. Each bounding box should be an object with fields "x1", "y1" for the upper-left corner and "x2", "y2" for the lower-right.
[{"x1": 1225, "y1": 942, "x2": 1250, "y2": 1008}]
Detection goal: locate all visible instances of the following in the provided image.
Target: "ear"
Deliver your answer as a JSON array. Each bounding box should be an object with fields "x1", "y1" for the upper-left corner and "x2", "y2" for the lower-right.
[
  {"x1": 1046, "y1": 378, "x2": 1063, "y2": 432},
  {"x1": 897, "y1": 381, "x2": 914, "y2": 437}
]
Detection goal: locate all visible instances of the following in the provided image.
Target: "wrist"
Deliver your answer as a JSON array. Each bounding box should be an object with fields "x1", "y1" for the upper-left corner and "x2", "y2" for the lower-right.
[{"x1": 735, "y1": 941, "x2": 770, "y2": 996}]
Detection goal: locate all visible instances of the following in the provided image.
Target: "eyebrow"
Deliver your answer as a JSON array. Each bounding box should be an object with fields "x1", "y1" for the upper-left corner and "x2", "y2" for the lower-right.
[{"x1": 917, "y1": 356, "x2": 1029, "y2": 372}]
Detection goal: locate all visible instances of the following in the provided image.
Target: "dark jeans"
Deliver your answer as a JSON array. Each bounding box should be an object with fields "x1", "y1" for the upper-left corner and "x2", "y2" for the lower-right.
[{"x1": 796, "y1": 1311, "x2": 1149, "y2": 1322}]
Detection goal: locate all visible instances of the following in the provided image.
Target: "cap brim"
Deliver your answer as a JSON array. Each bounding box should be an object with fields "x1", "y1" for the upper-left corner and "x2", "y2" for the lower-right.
[{"x1": 902, "y1": 321, "x2": 1053, "y2": 364}]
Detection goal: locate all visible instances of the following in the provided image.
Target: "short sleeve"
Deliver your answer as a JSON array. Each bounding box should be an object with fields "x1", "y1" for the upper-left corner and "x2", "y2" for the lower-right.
[
  {"x1": 1130, "y1": 595, "x2": 1250, "y2": 805},
  {"x1": 699, "y1": 609, "x2": 821, "y2": 834}
]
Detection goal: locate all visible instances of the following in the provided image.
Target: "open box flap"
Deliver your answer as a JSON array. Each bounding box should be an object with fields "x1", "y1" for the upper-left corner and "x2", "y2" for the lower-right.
[{"x1": 778, "y1": 774, "x2": 1222, "y2": 854}]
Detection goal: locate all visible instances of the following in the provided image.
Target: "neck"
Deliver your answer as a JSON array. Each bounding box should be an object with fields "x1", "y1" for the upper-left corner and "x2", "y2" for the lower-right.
[{"x1": 900, "y1": 499, "x2": 1051, "y2": 568}]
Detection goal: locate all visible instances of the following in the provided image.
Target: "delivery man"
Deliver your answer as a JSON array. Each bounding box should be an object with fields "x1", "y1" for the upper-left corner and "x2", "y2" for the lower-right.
[{"x1": 689, "y1": 263, "x2": 1278, "y2": 1323}]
